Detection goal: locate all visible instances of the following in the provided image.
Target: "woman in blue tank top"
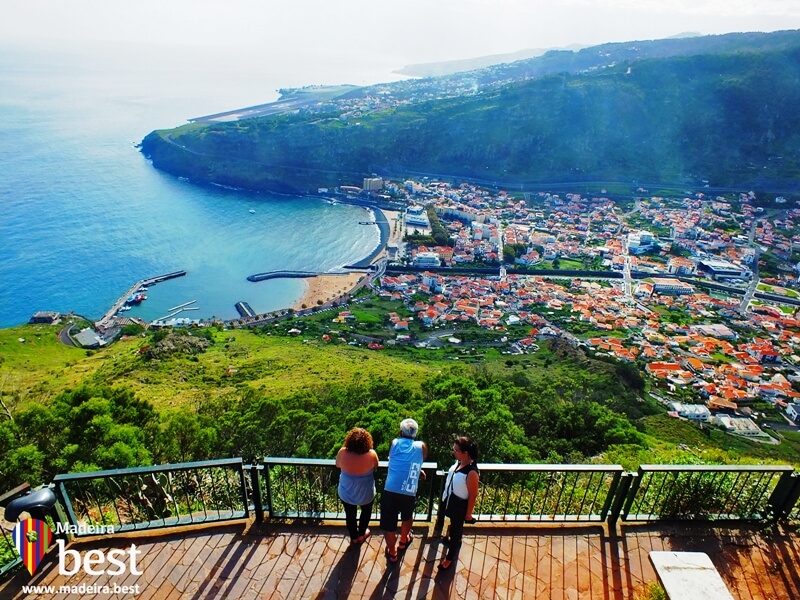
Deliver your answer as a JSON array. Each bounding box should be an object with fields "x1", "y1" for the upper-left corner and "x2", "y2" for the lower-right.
[{"x1": 336, "y1": 428, "x2": 379, "y2": 544}]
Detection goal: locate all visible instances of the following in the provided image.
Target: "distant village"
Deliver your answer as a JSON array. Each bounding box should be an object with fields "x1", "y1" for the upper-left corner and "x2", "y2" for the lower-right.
[{"x1": 365, "y1": 177, "x2": 800, "y2": 439}]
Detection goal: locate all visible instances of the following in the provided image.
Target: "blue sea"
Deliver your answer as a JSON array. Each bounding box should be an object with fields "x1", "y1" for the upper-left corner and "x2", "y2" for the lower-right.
[{"x1": 0, "y1": 41, "x2": 403, "y2": 328}]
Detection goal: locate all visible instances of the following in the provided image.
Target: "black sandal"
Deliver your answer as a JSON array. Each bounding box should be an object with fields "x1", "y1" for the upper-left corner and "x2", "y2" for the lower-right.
[
  {"x1": 398, "y1": 531, "x2": 414, "y2": 551},
  {"x1": 438, "y1": 559, "x2": 454, "y2": 570}
]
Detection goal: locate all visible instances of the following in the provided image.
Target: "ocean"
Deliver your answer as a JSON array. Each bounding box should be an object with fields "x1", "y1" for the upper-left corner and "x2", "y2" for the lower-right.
[{"x1": 0, "y1": 41, "x2": 404, "y2": 328}]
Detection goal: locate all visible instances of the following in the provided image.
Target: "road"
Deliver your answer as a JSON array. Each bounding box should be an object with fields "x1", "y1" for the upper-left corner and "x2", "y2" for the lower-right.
[
  {"x1": 58, "y1": 323, "x2": 77, "y2": 347},
  {"x1": 739, "y1": 216, "x2": 761, "y2": 313}
]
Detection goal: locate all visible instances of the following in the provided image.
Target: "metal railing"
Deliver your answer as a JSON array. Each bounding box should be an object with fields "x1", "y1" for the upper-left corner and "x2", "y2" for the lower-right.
[
  {"x1": 620, "y1": 465, "x2": 794, "y2": 522},
  {"x1": 5, "y1": 459, "x2": 800, "y2": 576},
  {"x1": 0, "y1": 484, "x2": 31, "y2": 576},
  {"x1": 443, "y1": 464, "x2": 624, "y2": 523},
  {"x1": 260, "y1": 458, "x2": 439, "y2": 522},
  {"x1": 52, "y1": 458, "x2": 248, "y2": 535}
]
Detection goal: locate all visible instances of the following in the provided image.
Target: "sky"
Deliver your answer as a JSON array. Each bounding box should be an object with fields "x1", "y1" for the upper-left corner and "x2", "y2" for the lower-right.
[
  {"x1": 2, "y1": 0, "x2": 799, "y2": 110},
  {"x1": 4, "y1": 0, "x2": 800, "y2": 67}
]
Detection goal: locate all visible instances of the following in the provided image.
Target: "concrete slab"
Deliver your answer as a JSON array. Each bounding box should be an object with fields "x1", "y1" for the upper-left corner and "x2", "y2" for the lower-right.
[{"x1": 650, "y1": 550, "x2": 734, "y2": 600}]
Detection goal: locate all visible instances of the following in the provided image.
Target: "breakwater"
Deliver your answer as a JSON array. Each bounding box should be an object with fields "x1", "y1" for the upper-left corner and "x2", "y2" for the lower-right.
[{"x1": 247, "y1": 271, "x2": 318, "y2": 282}]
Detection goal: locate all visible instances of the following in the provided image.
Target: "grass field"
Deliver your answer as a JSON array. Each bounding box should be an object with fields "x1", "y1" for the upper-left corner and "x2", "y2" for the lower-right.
[
  {"x1": 4, "y1": 318, "x2": 800, "y2": 471},
  {"x1": 0, "y1": 324, "x2": 441, "y2": 410},
  {"x1": 0, "y1": 324, "x2": 102, "y2": 396}
]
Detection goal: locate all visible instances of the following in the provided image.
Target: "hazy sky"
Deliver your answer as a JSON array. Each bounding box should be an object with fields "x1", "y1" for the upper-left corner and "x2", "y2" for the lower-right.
[
  {"x1": 3, "y1": 0, "x2": 800, "y2": 111},
  {"x1": 5, "y1": 0, "x2": 800, "y2": 66}
]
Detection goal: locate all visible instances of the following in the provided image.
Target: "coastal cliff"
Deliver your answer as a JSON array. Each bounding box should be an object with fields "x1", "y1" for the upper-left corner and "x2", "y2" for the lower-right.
[{"x1": 141, "y1": 32, "x2": 800, "y2": 194}]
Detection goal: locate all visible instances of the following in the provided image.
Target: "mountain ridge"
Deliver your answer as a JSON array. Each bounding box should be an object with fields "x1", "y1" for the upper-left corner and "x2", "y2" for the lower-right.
[{"x1": 141, "y1": 30, "x2": 800, "y2": 195}]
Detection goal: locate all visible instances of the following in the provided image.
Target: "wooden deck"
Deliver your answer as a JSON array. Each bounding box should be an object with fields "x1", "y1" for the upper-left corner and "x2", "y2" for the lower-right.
[{"x1": 2, "y1": 519, "x2": 799, "y2": 599}]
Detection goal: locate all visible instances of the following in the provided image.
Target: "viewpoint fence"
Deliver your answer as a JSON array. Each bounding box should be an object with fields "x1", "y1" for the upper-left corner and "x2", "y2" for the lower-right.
[{"x1": 3, "y1": 459, "x2": 800, "y2": 575}]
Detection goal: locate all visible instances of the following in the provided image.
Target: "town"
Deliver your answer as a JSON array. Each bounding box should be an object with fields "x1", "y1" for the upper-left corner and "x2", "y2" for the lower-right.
[
  {"x1": 359, "y1": 177, "x2": 800, "y2": 440},
  {"x1": 34, "y1": 175, "x2": 800, "y2": 443}
]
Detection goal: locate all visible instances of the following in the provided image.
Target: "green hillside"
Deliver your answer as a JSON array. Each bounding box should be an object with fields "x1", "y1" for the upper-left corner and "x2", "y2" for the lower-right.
[
  {"x1": 142, "y1": 36, "x2": 800, "y2": 194},
  {"x1": 3, "y1": 323, "x2": 799, "y2": 491}
]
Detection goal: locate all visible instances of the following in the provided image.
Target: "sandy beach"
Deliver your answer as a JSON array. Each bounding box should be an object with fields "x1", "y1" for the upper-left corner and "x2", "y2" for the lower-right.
[
  {"x1": 291, "y1": 207, "x2": 404, "y2": 310},
  {"x1": 293, "y1": 272, "x2": 365, "y2": 310}
]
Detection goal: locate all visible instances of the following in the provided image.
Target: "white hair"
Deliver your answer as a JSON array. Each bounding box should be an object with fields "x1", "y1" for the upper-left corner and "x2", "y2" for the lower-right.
[{"x1": 400, "y1": 418, "x2": 418, "y2": 438}]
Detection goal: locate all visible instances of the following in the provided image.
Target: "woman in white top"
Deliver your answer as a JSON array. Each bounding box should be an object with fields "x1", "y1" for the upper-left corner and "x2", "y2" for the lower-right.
[{"x1": 439, "y1": 436, "x2": 479, "y2": 570}]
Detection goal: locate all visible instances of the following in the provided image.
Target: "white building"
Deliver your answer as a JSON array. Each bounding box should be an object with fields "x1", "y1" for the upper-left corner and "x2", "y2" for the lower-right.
[
  {"x1": 712, "y1": 415, "x2": 762, "y2": 436},
  {"x1": 362, "y1": 177, "x2": 383, "y2": 191},
  {"x1": 628, "y1": 230, "x2": 656, "y2": 255},
  {"x1": 669, "y1": 401, "x2": 711, "y2": 422},
  {"x1": 414, "y1": 252, "x2": 441, "y2": 268},
  {"x1": 697, "y1": 258, "x2": 751, "y2": 280},
  {"x1": 653, "y1": 278, "x2": 694, "y2": 296},
  {"x1": 406, "y1": 205, "x2": 430, "y2": 228}
]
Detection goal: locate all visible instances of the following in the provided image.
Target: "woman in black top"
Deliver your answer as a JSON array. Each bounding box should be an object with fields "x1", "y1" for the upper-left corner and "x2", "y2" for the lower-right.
[{"x1": 439, "y1": 436, "x2": 480, "y2": 570}]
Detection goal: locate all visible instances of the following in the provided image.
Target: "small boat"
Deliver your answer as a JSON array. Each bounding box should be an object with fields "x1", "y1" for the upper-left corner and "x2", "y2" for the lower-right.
[
  {"x1": 125, "y1": 292, "x2": 147, "y2": 305},
  {"x1": 249, "y1": 209, "x2": 256, "y2": 214}
]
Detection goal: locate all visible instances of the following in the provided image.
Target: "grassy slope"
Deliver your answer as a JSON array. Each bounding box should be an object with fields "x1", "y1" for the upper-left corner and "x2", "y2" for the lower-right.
[
  {"x1": 0, "y1": 325, "x2": 438, "y2": 410},
  {"x1": 4, "y1": 324, "x2": 800, "y2": 469},
  {"x1": 0, "y1": 325, "x2": 100, "y2": 398}
]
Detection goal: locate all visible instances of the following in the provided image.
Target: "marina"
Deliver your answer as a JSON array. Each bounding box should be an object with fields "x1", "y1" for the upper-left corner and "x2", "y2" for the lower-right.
[
  {"x1": 154, "y1": 300, "x2": 200, "y2": 322},
  {"x1": 155, "y1": 310, "x2": 183, "y2": 321},
  {"x1": 96, "y1": 270, "x2": 187, "y2": 329}
]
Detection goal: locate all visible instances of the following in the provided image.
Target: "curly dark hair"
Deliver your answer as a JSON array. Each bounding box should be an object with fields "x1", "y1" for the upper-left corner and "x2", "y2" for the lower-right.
[{"x1": 343, "y1": 428, "x2": 374, "y2": 454}]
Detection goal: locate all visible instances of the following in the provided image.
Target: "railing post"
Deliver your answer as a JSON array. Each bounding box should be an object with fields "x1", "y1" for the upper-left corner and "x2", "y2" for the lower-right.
[
  {"x1": 425, "y1": 465, "x2": 439, "y2": 523},
  {"x1": 600, "y1": 470, "x2": 624, "y2": 522},
  {"x1": 250, "y1": 465, "x2": 264, "y2": 523},
  {"x1": 263, "y1": 460, "x2": 274, "y2": 520},
  {"x1": 768, "y1": 472, "x2": 800, "y2": 521},
  {"x1": 433, "y1": 470, "x2": 446, "y2": 535},
  {"x1": 54, "y1": 480, "x2": 80, "y2": 535},
  {"x1": 607, "y1": 472, "x2": 634, "y2": 527}
]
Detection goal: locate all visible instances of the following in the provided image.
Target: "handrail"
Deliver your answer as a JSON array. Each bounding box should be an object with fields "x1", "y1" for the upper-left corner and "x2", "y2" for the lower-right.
[
  {"x1": 637, "y1": 464, "x2": 793, "y2": 473},
  {"x1": 262, "y1": 457, "x2": 439, "y2": 522},
  {"x1": 4, "y1": 458, "x2": 800, "y2": 576},
  {"x1": 622, "y1": 464, "x2": 794, "y2": 522},
  {"x1": 436, "y1": 464, "x2": 624, "y2": 523},
  {"x1": 52, "y1": 458, "x2": 243, "y2": 482},
  {"x1": 52, "y1": 458, "x2": 248, "y2": 536}
]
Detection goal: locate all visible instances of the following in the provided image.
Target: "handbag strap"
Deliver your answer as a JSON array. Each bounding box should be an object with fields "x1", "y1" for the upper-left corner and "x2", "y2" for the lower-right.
[{"x1": 443, "y1": 461, "x2": 459, "y2": 503}]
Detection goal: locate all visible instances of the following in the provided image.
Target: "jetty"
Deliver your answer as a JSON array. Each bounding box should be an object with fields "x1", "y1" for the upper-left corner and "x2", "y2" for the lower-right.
[
  {"x1": 96, "y1": 270, "x2": 186, "y2": 329},
  {"x1": 155, "y1": 310, "x2": 182, "y2": 321},
  {"x1": 235, "y1": 301, "x2": 256, "y2": 318},
  {"x1": 168, "y1": 299, "x2": 196, "y2": 312}
]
